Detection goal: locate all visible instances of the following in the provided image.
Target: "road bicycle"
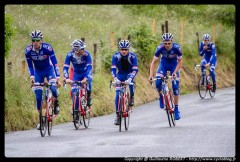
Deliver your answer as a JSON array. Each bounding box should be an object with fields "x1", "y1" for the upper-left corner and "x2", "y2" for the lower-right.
[
  {"x1": 110, "y1": 80, "x2": 135, "y2": 132},
  {"x1": 33, "y1": 82, "x2": 56, "y2": 137},
  {"x1": 195, "y1": 64, "x2": 215, "y2": 99},
  {"x1": 64, "y1": 80, "x2": 91, "y2": 129},
  {"x1": 151, "y1": 75, "x2": 179, "y2": 127}
]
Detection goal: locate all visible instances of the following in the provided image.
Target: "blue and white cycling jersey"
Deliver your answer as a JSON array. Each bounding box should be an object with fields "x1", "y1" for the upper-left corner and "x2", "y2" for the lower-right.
[
  {"x1": 24, "y1": 42, "x2": 60, "y2": 78},
  {"x1": 111, "y1": 51, "x2": 138, "y2": 80},
  {"x1": 154, "y1": 42, "x2": 182, "y2": 63},
  {"x1": 199, "y1": 41, "x2": 217, "y2": 65},
  {"x1": 63, "y1": 50, "x2": 92, "y2": 80}
]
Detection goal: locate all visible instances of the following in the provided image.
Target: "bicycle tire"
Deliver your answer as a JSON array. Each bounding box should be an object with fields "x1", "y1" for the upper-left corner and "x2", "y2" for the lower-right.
[
  {"x1": 209, "y1": 76, "x2": 215, "y2": 98},
  {"x1": 198, "y1": 75, "x2": 207, "y2": 99},
  {"x1": 124, "y1": 92, "x2": 130, "y2": 131},
  {"x1": 164, "y1": 93, "x2": 172, "y2": 127},
  {"x1": 73, "y1": 94, "x2": 81, "y2": 129},
  {"x1": 48, "y1": 101, "x2": 54, "y2": 136},
  {"x1": 118, "y1": 95, "x2": 123, "y2": 132},
  {"x1": 40, "y1": 99, "x2": 47, "y2": 137},
  {"x1": 83, "y1": 104, "x2": 90, "y2": 128},
  {"x1": 168, "y1": 91, "x2": 176, "y2": 127}
]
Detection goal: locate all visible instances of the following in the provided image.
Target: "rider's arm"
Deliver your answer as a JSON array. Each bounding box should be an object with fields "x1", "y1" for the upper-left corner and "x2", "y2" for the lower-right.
[
  {"x1": 173, "y1": 46, "x2": 183, "y2": 75},
  {"x1": 129, "y1": 54, "x2": 138, "y2": 79},
  {"x1": 63, "y1": 52, "x2": 72, "y2": 79},
  {"x1": 24, "y1": 46, "x2": 35, "y2": 79},
  {"x1": 48, "y1": 45, "x2": 60, "y2": 79},
  {"x1": 149, "y1": 56, "x2": 159, "y2": 78},
  {"x1": 199, "y1": 42, "x2": 205, "y2": 56},
  {"x1": 111, "y1": 54, "x2": 118, "y2": 78},
  {"x1": 209, "y1": 43, "x2": 217, "y2": 64},
  {"x1": 84, "y1": 52, "x2": 92, "y2": 80}
]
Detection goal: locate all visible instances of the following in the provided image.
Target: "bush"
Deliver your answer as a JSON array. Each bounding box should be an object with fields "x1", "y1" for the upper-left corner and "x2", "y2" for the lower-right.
[{"x1": 5, "y1": 13, "x2": 15, "y2": 59}]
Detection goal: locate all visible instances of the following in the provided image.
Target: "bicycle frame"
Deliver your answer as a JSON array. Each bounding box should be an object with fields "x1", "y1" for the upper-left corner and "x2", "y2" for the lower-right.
[
  {"x1": 110, "y1": 81, "x2": 134, "y2": 132},
  {"x1": 65, "y1": 80, "x2": 91, "y2": 129},
  {"x1": 33, "y1": 82, "x2": 55, "y2": 137},
  {"x1": 195, "y1": 64, "x2": 215, "y2": 99},
  {"x1": 152, "y1": 75, "x2": 178, "y2": 127}
]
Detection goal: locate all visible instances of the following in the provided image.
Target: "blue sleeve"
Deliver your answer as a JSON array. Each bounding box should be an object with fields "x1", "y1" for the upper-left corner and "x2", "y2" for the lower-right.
[
  {"x1": 49, "y1": 46, "x2": 60, "y2": 78},
  {"x1": 24, "y1": 47, "x2": 34, "y2": 78},
  {"x1": 63, "y1": 53, "x2": 71, "y2": 79},
  {"x1": 154, "y1": 44, "x2": 162, "y2": 58},
  {"x1": 210, "y1": 44, "x2": 217, "y2": 64},
  {"x1": 129, "y1": 55, "x2": 138, "y2": 79},
  {"x1": 85, "y1": 53, "x2": 92, "y2": 78},
  {"x1": 199, "y1": 42, "x2": 204, "y2": 56},
  {"x1": 111, "y1": 54, "x2": 117, "y2": 78}
]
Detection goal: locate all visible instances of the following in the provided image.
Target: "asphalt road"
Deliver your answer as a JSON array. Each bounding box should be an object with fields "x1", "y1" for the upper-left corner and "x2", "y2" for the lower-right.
[{"x1": 4, "y1": 87, "x2": 235, "y2": 158}]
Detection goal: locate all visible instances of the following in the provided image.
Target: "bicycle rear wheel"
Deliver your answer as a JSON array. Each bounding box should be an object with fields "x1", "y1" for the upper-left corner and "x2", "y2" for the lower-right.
[
  {"x1": 82, "y1": 104, "x2": 91, "y2": 128},
  {"x1": 48, "y1": 103, "x2": 54, "y2": 136},
  {"x1": 40, "y1": 99, "x2": 47, "y2": 137},
  {"x1": 118, "y1": 96, "x2": 123, "y2": 132},
  {"x1": 209, "y1": 77, "x2": 215, "y2": 98},
  {"x1": 198, "y1": 75, "x2": 207, "y2": 99},
  {"x1": 73, "y1": 94, "x2": 81, "y2": 129},
  {"x1": 124, "y1": 92, "x2": 130, "y2": 131}
]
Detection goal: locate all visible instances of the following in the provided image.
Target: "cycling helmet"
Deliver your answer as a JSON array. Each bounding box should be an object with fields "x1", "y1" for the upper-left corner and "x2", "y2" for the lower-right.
[
  {"x1": 71, "y1": 39, "x2": 86, "y2": 51},
  {"x1": 118, "y1": 40, "x2": 131, "y2": 49},
  {"x1": 162, "y1": 33, "x2": 173, "y2": 41},
  {"x1": 203, "y1": 34, "x2": 210, "y2": 40},
  {"x1": 30, "y1": 30, "x2": 43, "y2": 39}
]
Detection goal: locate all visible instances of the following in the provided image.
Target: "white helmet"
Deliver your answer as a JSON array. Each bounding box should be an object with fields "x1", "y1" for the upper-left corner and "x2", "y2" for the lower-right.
[{"x1": 71, "y1": 39, "x2": 86, "y2": 51}]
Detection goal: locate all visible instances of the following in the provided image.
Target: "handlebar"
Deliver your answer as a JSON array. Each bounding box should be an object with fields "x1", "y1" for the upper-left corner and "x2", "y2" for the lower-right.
[{"x1": 109, "y1": 80, "x2": 135, "y2": 91}]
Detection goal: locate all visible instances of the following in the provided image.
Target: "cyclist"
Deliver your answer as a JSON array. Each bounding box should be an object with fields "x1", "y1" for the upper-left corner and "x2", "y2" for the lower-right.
[
  {"x1": 63, "y1": 39, "x2": 93, "y2": 112},
  {"x1": 24, "y1": 30, "x2": 61, "y2": 130},
  {"x1": 111, "y1": 40, "x2": 138, "y2": 125},
  {"x1": 199, "y1": 34, "x2": 217, "y2": 92},
  {"x1": 149, "y1": 33, "x2": 182, "y2": 120}
]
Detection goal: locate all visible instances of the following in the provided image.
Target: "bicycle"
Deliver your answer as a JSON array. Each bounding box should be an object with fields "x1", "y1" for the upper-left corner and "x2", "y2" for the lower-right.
[
  {"x1": 110, "y1": 80, "x2": 135, "y2": 132},
  {"x1": 32, "y1": 82, "x2": 56, "y2": 137},
  {"x1": 64, "y1": 80, "x2": 91, "y2": 129},
  {"x1": 194, "y1": 64, "x2": 215, "y2": 99},
  {"x1": 151, "y1": 74, "x2": 179, "y2": 127}
]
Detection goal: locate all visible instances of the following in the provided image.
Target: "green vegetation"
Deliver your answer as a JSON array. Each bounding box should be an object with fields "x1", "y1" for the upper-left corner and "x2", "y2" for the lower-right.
[{"x1": 4, "y1": 5, "x2": 235, "y2": 132}]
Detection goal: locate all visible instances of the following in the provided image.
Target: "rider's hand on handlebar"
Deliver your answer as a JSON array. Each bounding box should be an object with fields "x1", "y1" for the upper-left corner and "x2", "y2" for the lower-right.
[
  {"x1": 56, "y1": 78, "x2": 61, "y2": 88},
  {"x1": 114, "y1": 77, "x2": 120, "y2": 83},
  {"x1": 66, "y1": 78, "x2": 73, "y2": 84},
  {"x1": 172, "y1": 73, "x2": 177, "y2": 79},
  {"x1": 81, "y1": 77, "x2": 88, "y2": 84},
  {"x1": 125, "y1": 78, "x2": 132, "y2": 84}
]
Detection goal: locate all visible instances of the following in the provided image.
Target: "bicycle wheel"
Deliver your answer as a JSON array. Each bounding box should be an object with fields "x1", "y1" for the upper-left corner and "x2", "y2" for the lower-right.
[
  {"x1": 124, "y1": 92, "x2": 130, "y2": 131},
  {"x1": 209, "y1": 76, "x2": 215, "y2": 98},
  {"x1": 82, "y1": 100, "x2": 91, "y2": 128},
  {"x1": 73, "y1": 94, "x2": 81, "y2": 129},
  {"x1": 48, "y1": 101, "x2": 54, "y2": 136},
  {"x1": 118, "y1": 95, "x2": 123, "y2": 132},
  {"x1": 164, "y1": 94, "x2": 173, "y2": 127},
  {"x1": 198, "y1": 75, "x2": 207, "y2": 99},
  {"x1": 40, "y1": 99, "x2": 47, "y2": 137},
  {"x1": 168, "y1": 91, "x2": 176, "y2": 127}
]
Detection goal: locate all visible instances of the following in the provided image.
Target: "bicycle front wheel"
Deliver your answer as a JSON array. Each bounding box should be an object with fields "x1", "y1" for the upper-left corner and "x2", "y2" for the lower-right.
[
  {"x1": 118, "y1": 96, "x2": 123, "y2": 132},
  {"x1": 168, "y1": 92, "x2": 176, "y2": 127},
  {"x1": 48, "y1": 102, "x2": 54, "y2": 136},
  {"x1": 73, "y1": 94, "x2": 81, "y2": 129},
  {"x1": 40, "y1": 99, "x2": 47, "y2": 137},
  {"x1": 164, "y1": 94, "x2": 173, "y2": 127},
  {"x1": 124, "y1": 92, "x2": 130, "y2": 131},
  {"x1": 198, "y1": 75, "x2": 207, "y2": 99},
  {"x1": 209, "y1": 77, "x2": 215, "y2": 98}
]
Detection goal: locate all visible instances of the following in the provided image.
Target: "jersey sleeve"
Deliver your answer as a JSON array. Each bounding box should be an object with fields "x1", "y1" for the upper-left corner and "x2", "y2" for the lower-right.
[
  {"x1": 48, "y1": 45, "x2": 60, "y2": 78},
  {"x1": 84, "y1": 52, "x2": 93, "y2": 79},
  {"x1": 199, "y1": 42, "x2": 205, "y2": 56},
  {"x1": 129, "y1": 54, "x2": 138, "y2": 79},
  {"x1": 63, "y1": 53, "x2": 71, "y2": 79},
  {"x1": 24, "y1": 47, "x2": 34, "y2": 78},
  {"x1": 111, "y1": 54, "x2": 117, "y2": 78},
  {"x1": 209, "y1": 43, "x2": 217, "y2": 64}
]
